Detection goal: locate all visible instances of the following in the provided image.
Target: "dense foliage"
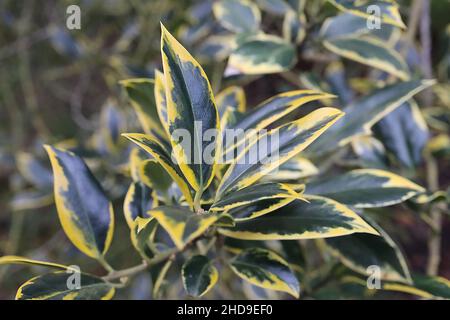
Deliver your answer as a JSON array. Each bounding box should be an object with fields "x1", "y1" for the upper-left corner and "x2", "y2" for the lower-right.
[{"x1": 0, "y1": 0, "x2": 449, "y2": 300}]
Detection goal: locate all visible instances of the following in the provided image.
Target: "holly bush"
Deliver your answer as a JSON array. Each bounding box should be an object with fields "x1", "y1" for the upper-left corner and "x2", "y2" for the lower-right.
[{"x1": 0, "y1": 0, "x2": 449, "y2": 300}]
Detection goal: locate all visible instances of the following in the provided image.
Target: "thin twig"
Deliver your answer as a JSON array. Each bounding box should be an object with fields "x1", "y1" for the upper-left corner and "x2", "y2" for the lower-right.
[
  {"x1": 17, "y1": 2, "x2": 50, "y2": 137},
  {"x1": 103, "y1": 248, "x2": 178, "y2": 281},
  {"x1": 0, "y1": 211, "x2": 25, "y2": 281},
  {"x1": 419, "y1": 0, "x2": 433, "y2": 104},
  {"x1": 103, "y1": 261, "x2": 149, "y2": 281},
  {"x1": 70, "y1": 71, "x2": 97, "y2": 131},
  {"x1": 425, "y1": 155, "x2": 443, "y2": 276},
  {"x1": 419, "y1": 0, "x2": 443, "y2": 276},
  {"x1": 0, "y1": 28, "x2": 49, "y2": 61},
  {"x1": 403, "y1": 0, "x2": 423, "y2": 53}
]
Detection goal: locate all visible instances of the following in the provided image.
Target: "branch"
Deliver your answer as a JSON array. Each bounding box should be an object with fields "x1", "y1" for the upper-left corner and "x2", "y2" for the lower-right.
[
  {"x1": 103, "y1": 248, "x2": 178, "y2": 282},
  {"x1": 418, "y1": 0, "x2": 443, "y2": 276},
  {"x1": 425, "y1": 154, "x2": 443, "y2": 276},
  {"x1": 404, "y1": 0, "x2": 423, "y2": 51}
]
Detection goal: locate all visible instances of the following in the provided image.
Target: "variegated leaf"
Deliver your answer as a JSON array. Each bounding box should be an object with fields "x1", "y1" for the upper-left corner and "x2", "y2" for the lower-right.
[
  {"x1": 44, "y1": 145, "x2": 114, "y2": 259},
  {"x1": 129, "y1": 147, "x2": 147, "y2": 183},
  {"x1": 261, "y1": 156, "x2": 319, "y2": 182},
  {"x1": 220, "y1": 106, "x2": 243, "y2": 134},
  {"x1": 411, "y1": 190, "x2": 448, "y2": 205},
  {"x1": 226, "y1": 197, "x2": 300, "y2": 221},
  {"x1": 182, "y1": 255, "x2": 218, "y2": 297},
  {"x1": 219, "y1": 196, "x2": 378, "y2": 240},
  {"x1": 308, "y1": 80, "x2": 435, "y2": 155},
  {"x1": 130, "y1": 217, "x2": 158, "y2": 261},
  {"x1": 227, "y1": 34, "x2": 297, "y2": 75},
  {"x1": 213, "y1": 0, "x2": 261, "y2": 33},
  {"x1": 343, "y1": 274, "x2": 450, "y2": 299},
  {"x1": 140, "y1": 159, "x2": 173, "y2": 193},
  {"x1": 149, "y1": 206, "x2": 219, "y2": 249},
  {"x1": 123, "y1": 182, "x2": 157, "y2": 228},
  {"x1": 198, "y1": 34, "x2": 237, "y2": 62},
  {"x1": 223, "y1": 90, "x2": 336, "y2": 159},
  {"x1": 321, "y1": 12, "x2": 395, "y2": 41},
  {"x1": 323, "y1": 37, "x2": 409, "y2": 80},
  {"x1": 154, "y1": 69, "x2": 169, "y2": 135},
  {"x1": 230, "y1": 248, "x2": 300, "y2": 298},
  {"x1": 120, "y1": 78, "x2": 165, "y2": 136},
  {"x1": 374, "y1": 100, "x2": 430, "y2": 167},
  {"x1": 216, "y1": 86, "x2": 246, "y2": 116},
  {"x1": 323, "y1": 219, "x2": 412, "y2": 283},
  {"x1": 351, "y1": 136, "x2": 387, "y2": 168},
  {"x1": 230, "y1": 90, "x2": 335, "y2": 133},
  {"x1": 306, "y1": 169, "x2": 424, "y2": 208},
  {"x1": 327, "y1": 0, "x2": 405, "y2": 28},
  {"x1": 161, "y1": 24, "x2": 220, "y2": 193},
  {"x1": 211, "y1": 182, "x2": 303, "y2": 212},
  {"x1": 0, "y1": 256, "x2": 70, "y2": 270},
  {"x1": 283, "y1": 9, "x2": 306, "y2": 44},
  {"x1": 215, "y1": 213, "x2": 236, "y2": 227},
  {"x1": 404, "y1": 275, "x2": 450, "y2": 299},
  {"x1": 218, "y1": 107, "x2": 344, "y2": 196},
  {"x1": 223, "y1": 237, "x2": 268, "y2": 255},
  {"x1": 122, "y1": 133, "x2": 194, "y2": 206},
  {"x1": 16, "y1": 272, "x2": 115, "y2": 300}
]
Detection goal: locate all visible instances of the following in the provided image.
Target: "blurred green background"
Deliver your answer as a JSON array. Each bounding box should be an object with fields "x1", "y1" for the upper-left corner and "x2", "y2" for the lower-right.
[{"x1": 0, "y1": 0, "x2": 449, "y2": 299}]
